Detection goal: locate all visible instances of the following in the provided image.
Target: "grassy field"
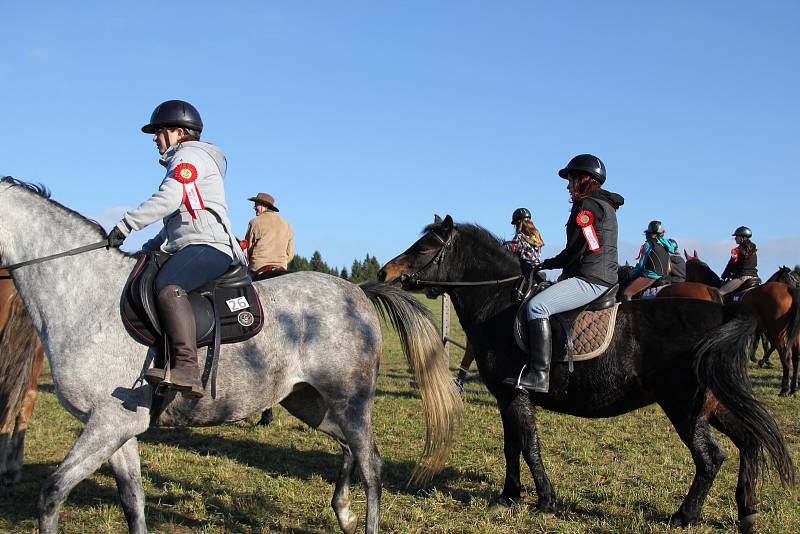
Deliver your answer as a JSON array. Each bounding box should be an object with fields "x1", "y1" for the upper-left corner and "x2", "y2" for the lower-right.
[{"x1": 0, "y1": 296, "x2": 798, "y2": 533}]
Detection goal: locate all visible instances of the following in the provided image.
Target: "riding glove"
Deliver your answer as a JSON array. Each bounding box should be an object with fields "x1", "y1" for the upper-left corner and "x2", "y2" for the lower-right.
[{"x1": 107, "y1": 226, "x2": 127, "y2": 248}]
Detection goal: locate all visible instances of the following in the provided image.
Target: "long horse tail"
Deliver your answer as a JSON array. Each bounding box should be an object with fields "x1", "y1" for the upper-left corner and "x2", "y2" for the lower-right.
[
  {"x1": 694, "y1": 305, "x2": 795, "y2": 487},
  {"x1": 0, "y1": 291, "x2": 41, "y2": 432},
  {"x1": 360, "y1": 281, "x2": 463, "y2": 486}
]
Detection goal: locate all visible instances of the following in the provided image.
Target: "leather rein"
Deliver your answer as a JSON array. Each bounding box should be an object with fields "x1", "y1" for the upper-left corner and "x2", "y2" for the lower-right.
[
  {"x1": 400, "y1": 230, "x2": 522, "y2": 289},
  {"x1": 0, "y1": 239, "x2": 109, "y2": 276}
]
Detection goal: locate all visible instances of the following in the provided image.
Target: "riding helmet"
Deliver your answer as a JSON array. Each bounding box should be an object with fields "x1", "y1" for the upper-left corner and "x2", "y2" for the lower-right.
[
  {"x1": 558, "y1": 154, "x2": 606, "y2": 185},
  {"x1": 511, "y1": 207, "x2": 531, "y2": 224},
  {"x1": 142, "y1": 100, "x2": 203, "y2": 134},
  {"x1": 645, "y1": 220, "x2": 665, "y2": 236},
  {"x1": 732, "y1": 226, "x2": 752, "y2": 238}
]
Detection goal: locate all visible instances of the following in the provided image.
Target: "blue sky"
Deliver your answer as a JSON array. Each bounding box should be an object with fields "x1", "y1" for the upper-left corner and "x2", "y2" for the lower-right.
[{"x1": 1, "y1": 1, "x2": 798, "y2": 276}]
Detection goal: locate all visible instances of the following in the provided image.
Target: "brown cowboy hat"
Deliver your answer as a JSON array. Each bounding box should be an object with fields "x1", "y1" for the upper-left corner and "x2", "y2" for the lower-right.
[{"x1": 248, "y1": 192, "x2": 279, "y2": 212}]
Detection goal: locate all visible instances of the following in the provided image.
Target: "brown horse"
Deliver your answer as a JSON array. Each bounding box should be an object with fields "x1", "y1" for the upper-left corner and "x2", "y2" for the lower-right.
[
  {"x1": 617, "y1": 265, "x2": 722, "y2": 303},
  {"x1": 684, "y1": 253, "x2": 800, "y2": 396},
  {"x1": 0, "y1": 269, "x2": 45, "y2": 485},
  {"x1": 759, "y1": 267, "x2": 800, "y2": 367}
]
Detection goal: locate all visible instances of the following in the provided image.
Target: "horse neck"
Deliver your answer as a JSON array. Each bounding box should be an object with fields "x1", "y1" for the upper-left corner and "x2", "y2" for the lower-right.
[
  {"x1": 0, "y1": 188, "x2": 135, "y2": 351},
  {"x1": 444, "y1": 233, "x2": 520, "y2": 332}
]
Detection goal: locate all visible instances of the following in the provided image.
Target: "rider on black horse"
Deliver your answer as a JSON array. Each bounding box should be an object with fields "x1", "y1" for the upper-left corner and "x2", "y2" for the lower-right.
[
  {"x1": 622, "y1": 220, "x2": 675, "y2": 300},
  {"x1": 503, "y1": 154, "x2": 623, "y2": 393},
  {"x1": 719, "y1": 226, "x2": 758, "y2": 298},
  {"x1": 106, "y1": 100, "x2": 248, "y2": 398}
]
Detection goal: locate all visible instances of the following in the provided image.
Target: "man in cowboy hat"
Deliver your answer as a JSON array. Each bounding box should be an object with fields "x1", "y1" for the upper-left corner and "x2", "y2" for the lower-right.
[{"x1": 245, "y1": 192, "x2": 295, "y2": 281}]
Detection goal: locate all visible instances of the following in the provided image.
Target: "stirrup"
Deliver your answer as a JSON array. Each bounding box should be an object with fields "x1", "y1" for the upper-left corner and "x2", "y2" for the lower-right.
[{"x1": 513, "y1": 365, "x2": 527, "y2": 391}]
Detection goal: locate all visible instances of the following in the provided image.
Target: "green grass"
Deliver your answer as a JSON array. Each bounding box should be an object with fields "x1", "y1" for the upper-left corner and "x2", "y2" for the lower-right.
[{"x1": 1, "y1": 296, "x2": 798, "y2": 533}]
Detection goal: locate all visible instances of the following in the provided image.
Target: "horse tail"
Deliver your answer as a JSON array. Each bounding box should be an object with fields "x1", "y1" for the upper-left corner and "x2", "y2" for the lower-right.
[
  {"x1": 360, "y1": 282, "x2": 463, "y2": 486},
  {"x1": 0, "y1": 291, "x2": 41, "y2": 433},
  {"x1": 694, "y1": 305, "x2": 795, "y2": 487}
]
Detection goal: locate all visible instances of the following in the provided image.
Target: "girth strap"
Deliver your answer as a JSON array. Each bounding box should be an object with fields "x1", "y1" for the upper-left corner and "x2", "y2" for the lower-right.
[{"x1": 200, "y1": 292, "x2": 223, "y2": 398}]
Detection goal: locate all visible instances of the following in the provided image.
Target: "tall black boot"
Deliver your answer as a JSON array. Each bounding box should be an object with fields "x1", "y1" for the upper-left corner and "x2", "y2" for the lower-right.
[
  {"x1": 504, "y1": 318, "x2": 552, "y2": 393},
  {"x1": 145, "y1": 285, "x2": 203, "y2": 399}
]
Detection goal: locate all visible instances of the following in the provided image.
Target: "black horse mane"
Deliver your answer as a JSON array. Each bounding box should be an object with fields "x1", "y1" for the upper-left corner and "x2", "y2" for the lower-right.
[
  {"x1": 1, "y1": 176, "x2": 107, "y2": 239},
  {"x1": 423, "y1": 221, "x2": 521, "y2": 276}
]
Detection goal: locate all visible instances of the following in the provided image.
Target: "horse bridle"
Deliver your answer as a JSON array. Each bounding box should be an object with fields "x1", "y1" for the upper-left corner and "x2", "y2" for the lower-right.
[
  {"x1": 0, "y1": 239, "x2": 109, "y2": 274},
  {"x1": 400, "y1": 229, "x2": 522, "y2": 292}
]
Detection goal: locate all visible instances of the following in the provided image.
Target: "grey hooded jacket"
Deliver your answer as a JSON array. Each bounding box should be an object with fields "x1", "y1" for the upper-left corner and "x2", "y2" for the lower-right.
[{"x1": 115, "y1": 141, "x2": 248, "y2": 266}]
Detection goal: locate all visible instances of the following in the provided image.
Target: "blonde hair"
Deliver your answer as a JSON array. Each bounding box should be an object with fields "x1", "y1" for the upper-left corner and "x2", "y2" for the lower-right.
[{"x1": 518, "y1": 219, "x2": 544, "y2": 248}]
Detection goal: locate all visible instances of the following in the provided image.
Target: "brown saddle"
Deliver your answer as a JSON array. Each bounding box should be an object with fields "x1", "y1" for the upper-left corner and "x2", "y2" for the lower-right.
[
  {"x1": 515, "y1": 284, "x2": 619, "y2": 368},
  {"x1": 120, "y1": 252, "x2": 264, "y2": 396}
]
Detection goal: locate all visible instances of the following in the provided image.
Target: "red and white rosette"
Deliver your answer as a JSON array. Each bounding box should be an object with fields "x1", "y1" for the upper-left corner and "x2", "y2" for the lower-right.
[
  {"x1": 173, "y1": 163, "x2": 205, "y2": 219},
  {"x1": 575, "y1": 210, "x2": 601, "y2": 252},
  {"x1": 730, "y1": 247, "x2": 739, "y2": 263}
]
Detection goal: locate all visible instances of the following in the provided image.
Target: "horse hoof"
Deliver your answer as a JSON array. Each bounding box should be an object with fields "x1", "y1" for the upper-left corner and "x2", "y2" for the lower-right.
[
  {"x1": 779, "y1": 389, "x2": 789, "y2": 397},
  {"x1": 339, "y1": 513, "x2": 358, "y2": 534},
  {"x1": 489, "y1": 497, "x2": 514, "y2": 513},
  {"x1": 535, "y1": 501, "x2": 556, "y2": 516},
  {"x1": 739, "y1": 513, "x2": 759, "y2": 534},
  {"x1": 669, "y1": 513, "x2": 696, "y2": 527}
]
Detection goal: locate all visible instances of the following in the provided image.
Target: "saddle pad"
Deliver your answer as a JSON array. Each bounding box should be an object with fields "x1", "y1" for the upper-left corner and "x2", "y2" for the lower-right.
[{"x1": 515, "y1": 303, "x2": 619, "y2": 361}]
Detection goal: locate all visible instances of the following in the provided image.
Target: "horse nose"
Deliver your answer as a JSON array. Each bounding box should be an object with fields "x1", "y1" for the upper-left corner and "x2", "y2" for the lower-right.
[{"x1": 377, "y1": 269, "x2": 387, "y2": 282}]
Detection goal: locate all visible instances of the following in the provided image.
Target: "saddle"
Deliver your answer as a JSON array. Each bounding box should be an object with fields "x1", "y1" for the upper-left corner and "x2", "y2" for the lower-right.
[
  {"x1": 725, "y1": 276, "x2": 761, "y2": 303},
  {"x1": 515, "y1": 284, "x2": 619, "y2": 369},
  {"x1": 120, "y1": 253, "x2": 264, "y2": 393}
]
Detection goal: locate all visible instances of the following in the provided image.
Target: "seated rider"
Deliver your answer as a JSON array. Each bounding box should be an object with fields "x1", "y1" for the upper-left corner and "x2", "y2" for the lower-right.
[
  {"x1": 503, "y1": 154, "x2": 624, "y2": 393},
  {"x1": 456, "y1": 208, "x2": 545, "y2": 393},
  {"x1": 667, "y1": 238, "x2": 686, "y2": 283},
  {"x1": 719, "y1": 226, "x2": 758, "y2": 297},
  {"x1": 106, "y1": 100, "x2": 248, "y2": 399},
  {"x1": 622, "y1": 221, "x2": 675, "y2": 300}
]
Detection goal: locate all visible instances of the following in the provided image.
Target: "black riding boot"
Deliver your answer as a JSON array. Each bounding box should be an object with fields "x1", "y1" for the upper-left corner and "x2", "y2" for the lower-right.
[
  {"x1": 504, "y1": 318, "x2": 552, "y2": 393},
  {"x1": 144, "y1": 285, "x2": 203, "y2": 399}
]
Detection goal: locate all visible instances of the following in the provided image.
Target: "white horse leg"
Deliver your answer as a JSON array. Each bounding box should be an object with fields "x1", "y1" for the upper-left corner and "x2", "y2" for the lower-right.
[
  {"x1": 38, "y1": 412, "x2": 146, "y2": 534},
  {"x1": 108, "y1": 437, "x2": 147, "y2": 534},
  {"x1": 330, "y1": 442, "x2": 358, "y2": 534}
]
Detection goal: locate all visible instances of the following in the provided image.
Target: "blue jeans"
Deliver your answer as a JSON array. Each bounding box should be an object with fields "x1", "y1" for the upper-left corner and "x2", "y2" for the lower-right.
[
  {"x1": 526, "y1": 277, "x2": 608, "y2": 321},
  {"x1": 155, "y1": 245, "x2": 233, "y2": 293}
]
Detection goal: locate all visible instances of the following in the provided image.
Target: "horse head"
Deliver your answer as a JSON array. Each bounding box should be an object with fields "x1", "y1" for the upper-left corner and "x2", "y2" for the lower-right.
[
  {"x1": 684, "y1": 253, "x2": 722, "y2": 287},
  {"x1": 684, "y1": 249, "x2": 699, "y2": 261}
]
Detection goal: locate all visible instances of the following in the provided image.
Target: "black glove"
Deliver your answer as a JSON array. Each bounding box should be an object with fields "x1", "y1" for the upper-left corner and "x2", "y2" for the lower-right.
[{"x1": 107, "y1": 226, "x2": 127, "y2": 248}]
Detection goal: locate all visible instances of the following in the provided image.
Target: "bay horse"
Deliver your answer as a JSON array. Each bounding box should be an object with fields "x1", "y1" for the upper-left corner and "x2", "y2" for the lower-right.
[
  {"x1": 684, "y1": 253, "x2": 800, "y2": 396},
  {"x1": 0, "y1": 178, "x2": 462, "y2": 534},
  {"x1": 759, "y1": 267, "x2": 800, "y2": 367},
  {"x1": 0, "y1": 271, "x2": 45, "y2": 486},
  {"x1": 379, "y1": 215, "x2": 794, "y2": 534},
  {"x1": 617, "y1": 264, "x2": 723, "y2": 303}
]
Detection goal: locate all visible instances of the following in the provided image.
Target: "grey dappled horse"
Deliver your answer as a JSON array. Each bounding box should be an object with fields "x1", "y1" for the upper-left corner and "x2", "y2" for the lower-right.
[{"x1": 0, "y1": 178, "x2": 462, "y2": 534}]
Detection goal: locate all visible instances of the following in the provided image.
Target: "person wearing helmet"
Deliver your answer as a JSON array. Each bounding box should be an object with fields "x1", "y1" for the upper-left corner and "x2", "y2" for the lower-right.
[
  {"x1": 503, "y1": 207, "x2": 545, "y2": 275},
  {"x1": 719, "y1": 226, "x2": 758, "y2": 297},
  {"x1": 667, "y1": 238, "x2": 686, "y2": 283},
  {"x1": 622, "y1": 220, "x2": 676, "y2": 300},
  {"x1": 503, "y1": 154, "x2": 624, "y2": 393},
  {"x1": 106, "y1": 100, "x2": 248, "y2": 399}
]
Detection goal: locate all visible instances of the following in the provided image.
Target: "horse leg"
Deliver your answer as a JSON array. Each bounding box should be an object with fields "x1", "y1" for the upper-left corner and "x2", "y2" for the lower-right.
[
  {"x1": 512, "y1": 393, "x2": 555, "y2": 513},
  {"x1": 490, "y1": 399, "x2": 522, "y2": 509},
  {"x1": 707, "y1": 401, "x2": 762, "y2": 533},
  {"x1": 0, "y1": 416, "x2": 13, "y2": 487},
  {"x1": 790, "y1": 343, "x2": 799, "y2": 395},
  {"x1": 5, "y1": 346, "x2": 43, "y2": 486},
  {"x1": 38, "y1": 412, "x2": 147, "y2": 534},
  {"x1": 660, "y1": 396, "x2": 726, "y2": 527},
  {"x1": 329, "y1": 442, "x2": 358, "y2": 534},
  {"x1": 107, "y1": 437, "x2": 147, "y2": 534},
  {"x1": 778, "y1": 344, "x2": 791, "y2": 396}
]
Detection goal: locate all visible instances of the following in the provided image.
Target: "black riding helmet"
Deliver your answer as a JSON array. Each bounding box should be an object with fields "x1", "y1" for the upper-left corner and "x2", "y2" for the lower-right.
[
  {"x1": 732, "y1": 226, "x2": 752, "y2": 238},
  {"x1": 142, "y1": 100, "x2": 203, "y2": 134},
  {"x1": 645, "y1": 220, "x2": 665, "y2": 236},
  {"x1": 558, "y1": 154, "x2": 606, "y2": 185},
  {"x1": 511, "y1": 207, "x2": 531, "y2": 224}
]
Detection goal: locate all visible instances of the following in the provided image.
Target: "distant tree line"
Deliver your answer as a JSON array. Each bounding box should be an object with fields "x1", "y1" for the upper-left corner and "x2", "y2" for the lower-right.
[{"x1": 288, "y1": 251, "x2": 382, "y2": 283}]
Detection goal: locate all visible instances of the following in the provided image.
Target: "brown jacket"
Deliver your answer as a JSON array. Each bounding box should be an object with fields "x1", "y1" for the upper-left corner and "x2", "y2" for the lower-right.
[{"x1": 245, "y1": 211, "x2": 295, "y2": 271}]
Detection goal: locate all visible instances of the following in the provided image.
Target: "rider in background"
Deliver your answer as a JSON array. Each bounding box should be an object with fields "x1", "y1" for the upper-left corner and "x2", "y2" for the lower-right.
[
  {"x1": 667, "y1": 238, "x2": 686, "y2": 283},
  {"x1": 622, "y1": 221, "x2": 675, "y2": 300},
  {"x1": 719, "y1": 226, "x2": 758, "y2": 297},
  {"x1": 503, "y1": 154, "x2": 623, "y2": 393},
  {"x1": 106, "y1": 100, "x2": 247, "y2": 398},
  {"x1": 455, "y1": 208, "x2": 544, "y2": 393}
]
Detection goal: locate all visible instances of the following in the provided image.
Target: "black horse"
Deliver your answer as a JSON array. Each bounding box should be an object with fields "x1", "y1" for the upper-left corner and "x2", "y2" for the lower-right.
[{"x1": 379, "y1": 215, "x2": 794, "y2": 533}]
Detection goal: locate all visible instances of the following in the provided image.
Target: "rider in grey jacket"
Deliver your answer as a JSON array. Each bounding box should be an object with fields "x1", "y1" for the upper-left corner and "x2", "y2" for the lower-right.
[{"x1": 107, "y1": 100, "x2": 246, "y2": 398}]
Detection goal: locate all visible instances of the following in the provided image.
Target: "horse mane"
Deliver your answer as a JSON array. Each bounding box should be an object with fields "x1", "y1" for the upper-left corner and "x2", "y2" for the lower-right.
[
  {"x1": 423, "y1": 222, "x2": 520, "y2": 275},
  {"x1": 1, "y1": 176, "x2": 107, "y2": 239}
]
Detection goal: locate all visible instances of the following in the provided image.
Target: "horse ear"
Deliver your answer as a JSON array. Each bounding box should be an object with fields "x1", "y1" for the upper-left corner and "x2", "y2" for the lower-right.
[
  {"x1": 433, "y1": 214, "x2": 442, "y2": 225},
  {"x1": 693, "y1": 249, "x2": 698, "y2": 258},
  {"x1": 684, "y1": 249, "x2": 689, "y2": 260},
  {"x1": 442, "y1": 214, "x2": 454, "y2": 232}
]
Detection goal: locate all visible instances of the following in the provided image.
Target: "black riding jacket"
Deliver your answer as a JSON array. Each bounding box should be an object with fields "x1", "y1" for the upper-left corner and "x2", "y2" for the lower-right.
[
  {"x1": 721, "y1": 242, "x2": 758, "y2": 279},
  {"x1": 669, "y1": 254, "x2": 686, "y2": 283},
  {"x1": 540, "y1": 188, "x2": 624, "y2": 287}
]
